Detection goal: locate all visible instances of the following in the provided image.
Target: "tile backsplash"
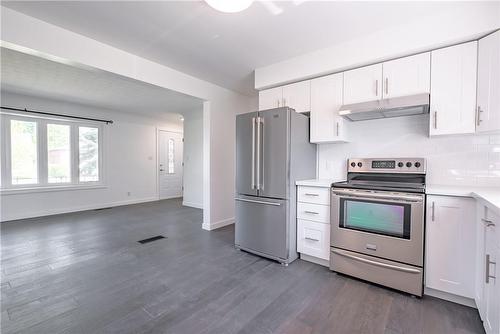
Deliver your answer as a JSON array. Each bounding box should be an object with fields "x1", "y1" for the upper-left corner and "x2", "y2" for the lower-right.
[{"x1": 318, "y1": 114, "x2": 500, "y2": 187}]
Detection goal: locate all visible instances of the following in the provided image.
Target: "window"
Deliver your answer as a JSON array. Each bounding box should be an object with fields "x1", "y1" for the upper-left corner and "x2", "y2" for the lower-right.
[
  {"x1": 168, "y1": 138, "x2": 175, "y2": 174},
  {"x1": 1, "y1": 114, "x2": 103, "y2": 191},
  {"x1": 47, "y1": 124, "x2": 71, "y2": 183},
  {"x1": 11, "y1": 120, "x2": 38, "y2": 185},
  {"x1": 79, "y1": 127, "x2": 99, "y2": 182}
]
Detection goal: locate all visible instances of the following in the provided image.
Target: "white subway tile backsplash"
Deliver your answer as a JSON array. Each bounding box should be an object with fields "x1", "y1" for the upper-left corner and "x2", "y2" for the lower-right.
[{"x1": 318, "y1": 114, "x2": 500, "y2": 187}]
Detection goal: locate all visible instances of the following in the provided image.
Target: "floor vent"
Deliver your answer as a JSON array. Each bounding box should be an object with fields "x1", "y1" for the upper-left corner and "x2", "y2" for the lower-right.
[
  {"x1": 138, "y1": 235, "x2": 166, "y2": 244},
  {"x1": 94, "y1": 207, "x2": 113, "y2": 211}
]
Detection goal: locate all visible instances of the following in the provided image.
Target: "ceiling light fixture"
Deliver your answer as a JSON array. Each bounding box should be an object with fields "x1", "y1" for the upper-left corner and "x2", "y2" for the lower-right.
[{"x1": 205, "y1": 0, "x2": 253, "y2": 13}]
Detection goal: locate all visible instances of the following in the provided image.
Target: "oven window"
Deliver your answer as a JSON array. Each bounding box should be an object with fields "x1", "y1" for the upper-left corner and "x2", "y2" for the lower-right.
[{"x1": 339, "y1": 198, "x2": 411, "y2": 239}]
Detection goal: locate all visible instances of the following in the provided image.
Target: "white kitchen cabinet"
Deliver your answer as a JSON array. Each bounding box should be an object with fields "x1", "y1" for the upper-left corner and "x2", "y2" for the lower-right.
[
  {"x1": 425, "y1": 195, "x2": 476, "y2": 299},
  {"x1": 343, "y1": 64, "x2": 382, "y2": 104},
  {"x1": 310, "y1": 73, "x2": 347, "y2": 143},
  {"x1": 297, "y1": 219, "x2": 330, "y2": 260},
  {"x1": 258, "y1": 86, "x2": 282, "y2": 110},
  {"x1": 477, "y1": 204, "x2": 500, "y2": 334},
  {"x1": 296, "y1": 184, "x2": 331, "y2": 265},
  {"x1": 282, "y1": 80, "x2": 310, "y2": 113},
  {"x1": 382, "y1": 52, "x2": 430, "y2": 99},
  {"x1": 477, "y1": 30, "x2": 500, "y2": 133},
  {"x1": 429, "y1": 42, "x2": 478, "y2": 136}
]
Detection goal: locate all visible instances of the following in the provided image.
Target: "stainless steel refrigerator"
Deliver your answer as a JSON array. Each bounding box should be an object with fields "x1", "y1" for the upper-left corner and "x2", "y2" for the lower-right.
[{"x1": 235, "y1": 107, "x2": 316, "y2": 265}]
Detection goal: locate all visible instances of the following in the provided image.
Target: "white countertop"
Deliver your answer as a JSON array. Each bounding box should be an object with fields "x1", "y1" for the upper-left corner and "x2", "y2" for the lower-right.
[
  {"x1": 296, "y1": 179, "x2": 343, "y2": 187},
  {"x1": 427, "y1": 185, "x2": 500, "y2": 214}
]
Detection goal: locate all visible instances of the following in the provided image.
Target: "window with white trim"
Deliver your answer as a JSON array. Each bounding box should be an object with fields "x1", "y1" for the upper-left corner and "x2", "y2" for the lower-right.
[{"x1": 1, "y1": 114, "x2": 103, "y2": 190}]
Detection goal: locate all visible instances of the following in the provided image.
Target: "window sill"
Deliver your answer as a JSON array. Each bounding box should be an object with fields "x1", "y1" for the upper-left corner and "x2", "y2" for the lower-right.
[{"x1": 0, "y1": 184, "x2": 107, "y2": 195}]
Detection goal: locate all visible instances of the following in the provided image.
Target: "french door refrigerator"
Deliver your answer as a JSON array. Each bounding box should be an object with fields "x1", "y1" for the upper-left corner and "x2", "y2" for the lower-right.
[{"x1": 235, "y1": 107, "x2": 316, "y2": 265}]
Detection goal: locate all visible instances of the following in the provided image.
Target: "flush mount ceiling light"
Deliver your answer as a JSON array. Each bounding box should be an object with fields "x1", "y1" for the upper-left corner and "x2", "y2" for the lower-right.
[{"x1": 205, "y1": 0, "x2": 253, "y2": 13}]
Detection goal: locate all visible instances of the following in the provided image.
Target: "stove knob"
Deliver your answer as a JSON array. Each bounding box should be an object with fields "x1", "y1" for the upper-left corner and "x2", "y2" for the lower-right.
[
  {"x1": 406, "y1": 162, "x2": 412, "y2": 168},
  {"x1": 414, "y1": 162, "x2": 421, "y2": 168},
  {"x1": 351, "y1": 162, "x2": 356, "y2": 167},
  {"x1": 398, "y1": 162, "x2": 404, "y2": 168},
  {"x1": 357, "y1": 162, "x2": 363, "y2": 167}
]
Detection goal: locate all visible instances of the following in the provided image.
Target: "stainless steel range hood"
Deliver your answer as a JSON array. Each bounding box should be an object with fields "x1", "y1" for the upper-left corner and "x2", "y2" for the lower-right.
[{"x1": 338, "y1": 93, "x2": 430, "y2": 122}]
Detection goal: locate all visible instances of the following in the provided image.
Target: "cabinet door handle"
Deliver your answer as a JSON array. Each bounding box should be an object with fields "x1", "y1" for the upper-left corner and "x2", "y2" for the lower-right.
[
  {"x1": 486, "y1": 254, "x2": 496, "y2": 283},
  {"x1": 385, "y1": 78, "x2": 388, "y2": 95},
  {"x1": 431, "y1": 201, "x2": 435, "y2": 221},
  {"x1": 375, "y1": 79, "x2": 378, "y2": 97},
  {"x1": 304, "y1": 193, "x2": 319, "y2": 197},
  {"x1": 481, "y1": 218, "x2": 495, "y2": 227},
  {"x1": 336, "y1": 122, "x2": 339, "y2": 137},
  {"x1": 433, "y1": 111, "x2": 438, "y2": 129},
  {"x1": 305, "y1": 237, "x2": 320, "y2": 242},
  {"x1": 477, "y1": 106, "x2": 483, "y2": 126},
  {"x1": 304, "y1": 211, "x2": 319, "y2": 215},
  {"x1": 277, "y1": 99, "x2": 280, "y2": 107}
]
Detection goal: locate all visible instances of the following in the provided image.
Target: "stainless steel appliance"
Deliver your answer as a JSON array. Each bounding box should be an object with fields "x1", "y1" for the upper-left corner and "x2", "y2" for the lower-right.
[
  {"x1": 330, "y1": 158, "x2": 426, "y2": 296},
  {"x1": 235, "y1": 107, "x2": 316, "y2": 265},
  {"x1": 339, "y1": 93, "x2": 430, "y2": 121}
]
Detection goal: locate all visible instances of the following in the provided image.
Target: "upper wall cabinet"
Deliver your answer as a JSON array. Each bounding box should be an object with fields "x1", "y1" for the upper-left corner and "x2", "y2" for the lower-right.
[
  {"x1": 477, "y1": 30, "x2": 500, "y2": 133},
  {"x1": 282, "y1": 81, "x2": 311, "y2": 114},
  {"x1": 310, "y1": 73, "x2": 347, "y2": 143},
  {"x1": 429, "y1": 41, "x2": 478, "y2": 136},
  {"x1": 343, "y1": 53, "x2": 431, "y2": 105},
  {"x1": 343, "y1": 64, "x2": 382, "y2": 104},
  {"x1": 258, "y1": 86, "x2": 282, "y2": 110},
  {"x1": 258, "y1": 81, "x2": 311, "y2": 113},
  {"x1": 382, "y1": 53, "x2": 430, "y2": 99}
]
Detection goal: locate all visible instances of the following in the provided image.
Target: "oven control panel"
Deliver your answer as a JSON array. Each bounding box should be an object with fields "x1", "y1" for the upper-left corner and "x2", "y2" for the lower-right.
[{"x1": 348, "y1": 158, "x2": 426, "y2": 173}]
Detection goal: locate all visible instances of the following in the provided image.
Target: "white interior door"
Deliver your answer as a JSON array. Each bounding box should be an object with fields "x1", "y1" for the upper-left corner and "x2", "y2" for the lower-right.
[{"x1": 159, "y1": 130, "x2": 183, "y2": 200}]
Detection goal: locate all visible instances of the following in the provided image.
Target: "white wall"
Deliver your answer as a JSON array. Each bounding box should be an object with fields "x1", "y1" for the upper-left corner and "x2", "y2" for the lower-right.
[
  {"x1": 1, "y1": 7, "x2": 256, "y2": 230},
  {"x1": 255, "y1": 2, "x2": 500, "y2": 89},
  {"x1": 0, "y1": 91, "x2": 183, "y2": 221},
  {"x1": 318, "y1": 115, "x2": 500, "y2": 187},
  {"x1": 182, "y1": 108, "x2": 203, "y2": 209}
]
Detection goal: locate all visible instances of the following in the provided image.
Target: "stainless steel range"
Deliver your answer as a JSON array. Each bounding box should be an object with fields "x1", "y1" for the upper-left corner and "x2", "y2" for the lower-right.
[{"x1": 330, "y1": 158, "x2": 426, "y2": 296}]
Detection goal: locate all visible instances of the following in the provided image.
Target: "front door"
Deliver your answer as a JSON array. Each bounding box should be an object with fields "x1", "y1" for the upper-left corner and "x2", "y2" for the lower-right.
[{"x1": 159, "y1": 130, "x2": 183, "y2": 200}]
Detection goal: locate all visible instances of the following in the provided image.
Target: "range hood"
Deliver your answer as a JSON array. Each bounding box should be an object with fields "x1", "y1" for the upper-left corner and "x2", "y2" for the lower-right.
[{"x1": 338, "y1": 93, "x2": 430, "y2": 122}]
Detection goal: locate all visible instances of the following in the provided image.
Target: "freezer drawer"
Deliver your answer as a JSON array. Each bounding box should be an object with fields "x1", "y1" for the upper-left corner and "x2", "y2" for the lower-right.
[{"x1": 235, "y1": 196, "x2": 288, "y2": 261}]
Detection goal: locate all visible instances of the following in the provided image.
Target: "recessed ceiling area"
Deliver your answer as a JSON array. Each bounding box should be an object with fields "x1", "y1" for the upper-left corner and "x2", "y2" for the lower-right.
[
  {"x1": 0, "y1": 47, "x2": 203, "y2": 125},
  {"x1": 0, "y1": 1, "x2": 478, "y2": 96}
]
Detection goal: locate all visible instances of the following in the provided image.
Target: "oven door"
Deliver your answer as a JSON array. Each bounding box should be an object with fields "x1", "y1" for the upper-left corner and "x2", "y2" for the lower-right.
[{"x1": 331, "y1": 188, "x2": 424, "y2": 266}]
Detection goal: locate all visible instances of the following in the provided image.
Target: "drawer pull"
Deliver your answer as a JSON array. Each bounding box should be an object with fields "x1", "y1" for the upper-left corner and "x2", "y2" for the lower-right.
[
  {"x1": 481, "y1": 218, "x2": 496, "y2": 227},
  {"x1": 305, "y1": 237, "x2": 320, "y2": 242},
  {"x1": 304, "y1": 193, "x2": 319, "y2": 197},
  {"x1": 304, "y1": 211, "x2": 319, "y2": 215}
]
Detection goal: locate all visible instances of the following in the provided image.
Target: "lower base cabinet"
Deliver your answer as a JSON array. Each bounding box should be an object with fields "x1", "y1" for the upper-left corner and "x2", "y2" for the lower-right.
[
  {"x1": 476, "y1": 203, "x2": 500, "y2": 334},
  {"x1": 297, "y1": 219, "x2": 330, "y2": 260},
  {"x1": 425, "y1": 195, "x2": 476, "y2": 298}
]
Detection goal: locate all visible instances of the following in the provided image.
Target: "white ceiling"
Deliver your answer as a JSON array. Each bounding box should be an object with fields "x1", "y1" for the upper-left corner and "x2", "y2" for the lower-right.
[
  {"x1": 1, "y1": 1, "x2": 472, "y2": 96},
  {"x1": 0, "y1": 47, "x2": 203, "y2": 125}
]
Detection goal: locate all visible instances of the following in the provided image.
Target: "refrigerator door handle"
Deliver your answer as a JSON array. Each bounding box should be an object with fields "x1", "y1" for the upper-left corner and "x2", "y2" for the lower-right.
[
  {"x1": 235, "y1": 197, "x2": 281, "y2": 206},
  {"x1": 256, "y1": 116, "x2": 261, "y2": 190},
  {"x1": 251, "y1": 117, "x2": 256, "y2": 189}
]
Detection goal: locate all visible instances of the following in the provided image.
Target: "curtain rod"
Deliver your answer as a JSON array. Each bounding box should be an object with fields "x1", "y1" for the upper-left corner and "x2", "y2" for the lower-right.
[{"x1": 0, "y1": 106, "x2": 113, "y2": 124}]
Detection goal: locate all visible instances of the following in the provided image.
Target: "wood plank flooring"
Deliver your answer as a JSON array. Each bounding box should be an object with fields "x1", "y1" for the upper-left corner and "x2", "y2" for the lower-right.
[{"x1": 1, "y1": 198, "x2": 484, "y2": 334}]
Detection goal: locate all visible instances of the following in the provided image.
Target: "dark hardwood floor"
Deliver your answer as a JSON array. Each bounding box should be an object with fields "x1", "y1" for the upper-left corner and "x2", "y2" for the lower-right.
[{"x1": 1, "y1": 199, "x2": 484, "y2": 334}]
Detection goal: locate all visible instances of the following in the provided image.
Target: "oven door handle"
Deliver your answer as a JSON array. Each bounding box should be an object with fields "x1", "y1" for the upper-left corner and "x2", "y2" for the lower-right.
[
  {"x1": 332, "y1": 249, "x2": 421, "y2": 274},
  {"x1": 332, "y1": 190, "x2": 423, "y2": 202}
]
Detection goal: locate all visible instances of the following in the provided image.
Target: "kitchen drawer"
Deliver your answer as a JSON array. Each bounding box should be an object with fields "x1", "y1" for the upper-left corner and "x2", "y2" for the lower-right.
[
  {"x1": 297, "y1": 202, "x2": 330, "y2": 223},
  {"x1": 297, "y1": 219, "x2": 330, "y2": 260},
  {"x1": 297, "y1": 186, "x2": 330, "y2": 205}
]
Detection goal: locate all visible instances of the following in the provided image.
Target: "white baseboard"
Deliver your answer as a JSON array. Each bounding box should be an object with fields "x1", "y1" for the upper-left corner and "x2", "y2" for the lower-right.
[
  {"x1": 202, "y1": 217, "x2": 234, "y2": 231},
  {"x1": 300, "y1": 253, "x2": 330, "y2": 267},
  {"x1": 182, "y1": 200, "x2": 203, "y2": 209},
  {"x1": 1, "y1": 197, "x2": 158, "y2": 222},
  {"x1": 424, "y1": 287, "x2": 477, "y2": 308}
]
